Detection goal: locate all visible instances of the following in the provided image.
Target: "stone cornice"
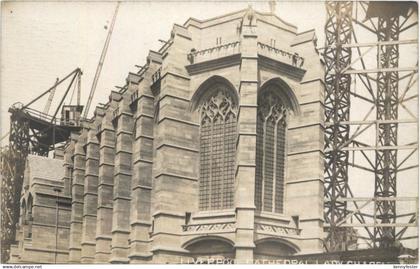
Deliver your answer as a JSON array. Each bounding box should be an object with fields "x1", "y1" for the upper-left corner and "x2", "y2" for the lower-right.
[
  {"x1": 185, "y1": 53, "x2": 305, "y2": 81},
  {"x1": 258, "y1": 55, "x2": 306, "y2": 81},
  {"x1": 186, "y1": 53, "x2": 241, "y2": 75}
]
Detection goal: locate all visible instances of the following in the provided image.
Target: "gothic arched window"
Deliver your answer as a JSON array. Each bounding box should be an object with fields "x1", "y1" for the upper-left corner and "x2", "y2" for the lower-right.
[
  {"x1": 255, "y1": 90, "x2": 288, "y2": 213},
  {"x1": 198, "y1": 86, "x2": 238, "y2": 211}
]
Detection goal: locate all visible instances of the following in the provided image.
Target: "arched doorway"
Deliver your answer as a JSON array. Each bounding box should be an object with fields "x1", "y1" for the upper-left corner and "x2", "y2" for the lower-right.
[
  {"x1": 183, "y1": 236, "x2": 235, "y2": 263},
  {"x1": 254, "y1": 238, "x2": 299, "y2": 260}
]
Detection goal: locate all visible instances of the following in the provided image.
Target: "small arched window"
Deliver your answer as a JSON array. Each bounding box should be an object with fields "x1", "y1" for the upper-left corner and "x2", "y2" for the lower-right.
[
  {"x1": 255, "y1": 89, "x2": 288, "y2": 213},
  {"x1": 198, "y1": 84, "x2": 238, "y2": 211}
]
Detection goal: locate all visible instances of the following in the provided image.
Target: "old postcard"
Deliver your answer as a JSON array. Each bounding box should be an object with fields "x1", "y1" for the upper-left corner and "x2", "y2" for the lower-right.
[{"x1": 0, "y1": 0, "x2": 418, "y2": 266}]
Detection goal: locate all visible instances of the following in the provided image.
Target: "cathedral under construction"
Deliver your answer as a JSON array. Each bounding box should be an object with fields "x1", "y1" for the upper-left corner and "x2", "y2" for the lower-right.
[{"x1": 3, "y1": 2, "x2": 418, "y2": 264}]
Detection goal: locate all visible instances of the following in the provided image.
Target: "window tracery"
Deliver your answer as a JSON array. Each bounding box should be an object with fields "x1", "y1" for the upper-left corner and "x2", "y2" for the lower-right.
[
  {"x1": 199, "y1": 88, "x2": 237, "y2": 211},
  {"x1": 255, "y1": 91, "x2": 288, "y2": 213}
]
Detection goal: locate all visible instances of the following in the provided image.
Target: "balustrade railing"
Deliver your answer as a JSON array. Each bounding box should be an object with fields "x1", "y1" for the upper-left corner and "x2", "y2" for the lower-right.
[
  {"x1": 255, "y1": 222, "x2": 301, "y2": 236},
  {"x1": 257, "y1": 42, "x2": 304, "y2": 68},
  {"x1": 187, "y1": 41, "x2": 241, "y2": 64},
  {"x1": 182, "y1": 221, "x2": 236, "y2": 233}
]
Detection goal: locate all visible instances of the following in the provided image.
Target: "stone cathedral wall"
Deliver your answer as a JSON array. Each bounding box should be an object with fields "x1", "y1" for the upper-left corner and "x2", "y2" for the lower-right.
[{"x1": 10, "y1": 7, "x2": 325, "y2": 264}]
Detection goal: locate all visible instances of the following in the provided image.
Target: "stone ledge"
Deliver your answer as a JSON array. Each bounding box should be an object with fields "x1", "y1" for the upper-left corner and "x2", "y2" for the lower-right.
[
  {"x1": 81, "y1": 241, "x2": 96, "y2": 246},
  {"x1": 158, "y1": 116, "x2": 199, "y2": 127},
  {"x1": 97, "y1": 205, "x2": 113, "y2": 210},
  {"x1": 155, "y1": 172, "x2": 198, "y2": 182},
  {"x1": 71, "y1": 181, "x2": 85, "y2": 187},
  {"x1": 159, "y1": 93, "x2": 190, "y2": 103},
  {"x1": 133, "y1": 158, "x2": 153, "y2": 165},
  {"x1": 109, "y1": 257, "x2": 130, "y2": 264},
  {"x1": 99, "y1": 144, "x2": 116, "y2": 150},
  {"x1": 32, "y1": 222, "x2": 70, "y2": 229},
  {"x1": 235, "y1": 206, "x2": 256, "y2": 210},
  {"x1": 137, "y1": 94, "x2": 154, "y2": 101},
  {"x1": 134, "y1": 134, "x2": 154, "y2": 140},
  {"x1": 33, "y1": 203, "x2": 71, "y2": 211},
  {"x1": 112, "y1": 195, "x2": 131, "y2": 201},
  {"x1": 300, "y1": 77, "x2": 324, "y2": 85},
  {"x1": 114, "y1": 171, "x2": 132, "y2": 177},
  {"x1": 24, "y1": 246, "x2": 70, "y2": 254},
  {"x1": 111, "y1": 229, "x2": 130, "y2": 234},
  {"x1": 258, "y1": 55, "x2": 306, "y2": 81},
  {"x1": 85, "y1": 157, "x2": 100, "y2": 162},
  {"x1": 150, "y1": 245, "x2": 189, "y2": 254},
  {"x1": 82, "y1": 213, "x2": 97, "y2": 218},
  {"x1": 96, "y1": 235, "x2": 112, "y2": 240},
  {"x1": 98, "y1": 162, "x2": 115, "y2": 167},
  {"x1": 286, "y1": 177, "x2": 323, "y2": 185},
  {"x1": 156, "y1": 142, "x2": 199, "y2": 153},
  {"x1": 31, "y1": 181, "x2": 65, "y2": 189},
  {"x1": 192, "y1": 209, "x2": 236, "y2": 220},
  {"x1": 132, "y1": 184, "x2": 152, "y2": 191},
  {"x1": 96, "y1": 125, "x2": 115, "y2": 134},
  {"x1": 161, "y1": 70, "x2": 191, "y2": 82},
  {"x1": 298, "y1": 100, "x2": 323, "y2": 106},
  {"x1": 83, "y1": 192, "x2": 98, "y2": 198},
  {"x1": 84, "y1": 172, "x2": 99, "y2": 177},
  {"x1": 152, "y1": 210, "x2": 186, "y2": 218},
  {"x1": 114, "y1": 149, "x2": 133, "y2": 156},
  {"x1": 288, "y1": 122, "x2": 323, "y2": 131},
  {"x1": 135, "y1": 113, "x2": 154, "y2": 120},
  {"x1": 97, "y1": 182, "x2": 114, "y2": 188},
  {"x1": 255, "y1": 211, "x2": 292, "y2": 222},
  {"x1": 98, "y1": 180, "x2": 114, "y2": 186},
  {"x1": 237, "y1": 132, "x2": 257, "y2": 137},
  {"x1": 130, "y1": 220, "x2": 152, "y2": 227},
  {"x1": 128, "y1": 252, "x2": 153, "y2": 259},
  {"x1": 186, "y1": 53, "x2": 241, "y2": 75},
  {"x1": 288, "y1": 149, "x2": 323, "y2": 156},
  {"x1": 299, "y1": 217, "x2": 323, "y2": 223},
  {"x1": 73, "y1": 167, "x2": 86, "y2": 172},
  {"x1": 115, "y1": 129, "x2": 133, "y2": 136}
]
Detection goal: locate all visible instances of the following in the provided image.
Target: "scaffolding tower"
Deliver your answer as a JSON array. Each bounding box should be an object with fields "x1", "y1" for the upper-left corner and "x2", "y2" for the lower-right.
[
  {"x1": 323, "y1": 1, "x2": 418, "y2": 251},
  {"x1": 0, "y1": 69, "x2": 83, "y2": 263}
]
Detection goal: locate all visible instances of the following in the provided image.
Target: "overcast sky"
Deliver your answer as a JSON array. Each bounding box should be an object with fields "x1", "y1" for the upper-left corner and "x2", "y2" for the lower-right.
[
  {"x1": 0, "y1": 0, "x2": 325, "y2": 139},
  {"x1": 1, "y1": 0, "x2": 418, "y2": 248}
]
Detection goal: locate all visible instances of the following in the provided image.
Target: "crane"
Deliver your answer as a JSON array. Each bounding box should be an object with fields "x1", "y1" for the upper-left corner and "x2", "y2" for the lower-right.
[
  {"x1": 83, "y1": 1, "x2": 120, "y2": 119},
  {"x1": 43, "y1": 78, "x2": 59, "y2": 116},
  {"x1": 1, "y1": 3, "x2": 121, "y2": 262}
]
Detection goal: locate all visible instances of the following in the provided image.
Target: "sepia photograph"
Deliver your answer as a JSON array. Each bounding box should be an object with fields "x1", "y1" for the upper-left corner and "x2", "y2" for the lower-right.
[{"x1": 0, "y1": 0, "x2": 418, "y2": 266}]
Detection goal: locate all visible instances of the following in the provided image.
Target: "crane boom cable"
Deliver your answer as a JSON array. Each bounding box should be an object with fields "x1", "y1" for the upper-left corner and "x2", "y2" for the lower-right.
[
  {"x1": 83, "y1": 1, "x2": 120, "y2": 119},
  {"x1": 68, "y1": 75, "x2": 78, "y2": 105},
  {"x1": 77, "y1": 71, "x2": 81, "y2": 107},
  {"x1": 0, "y1": 131, "x2": 10, "y2": 142},
  {"x1": 43, "y1": 78, "x2": 59, "y2": 115},
  {"x1": 22, "y1": 68, "x2": 80, "y2": 109}
]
